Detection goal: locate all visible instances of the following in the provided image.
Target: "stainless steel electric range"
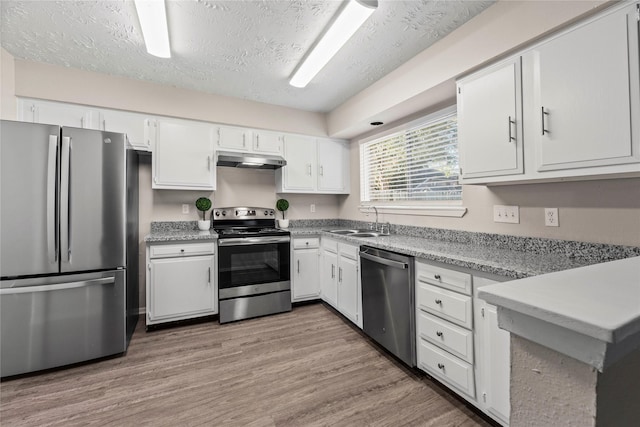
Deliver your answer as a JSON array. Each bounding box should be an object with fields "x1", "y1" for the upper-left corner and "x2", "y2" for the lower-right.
[{"x1": 213, "y1": 207, "x2": 291, "y2": 324}]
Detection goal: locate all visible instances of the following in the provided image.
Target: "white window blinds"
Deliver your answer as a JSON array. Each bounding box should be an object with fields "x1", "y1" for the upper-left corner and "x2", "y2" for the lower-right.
[{"x1": 360, "y1": 110, "x2": 461, "y2": 202}]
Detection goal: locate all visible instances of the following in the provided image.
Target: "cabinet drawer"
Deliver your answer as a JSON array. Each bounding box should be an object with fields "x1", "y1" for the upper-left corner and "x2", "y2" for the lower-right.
[
  {"x1": 322, "y1": 238, "x2": 338, "y2": 252},
  {"x1": 418, "y1": 338, "x2": 475, "y2": 398},
  {"x1": 417, "y1": 282, "x2": 472, "y2": 329},
  {"x1": 293, "y1": 237, "x2": 319, "y2": 249},
  {"x1": 150, "y1": 242, "x2": 215, "y2": 258},
  {"x1": 338, "y1": 243, "x2": 358, "y2": 260},
  {"x1": 416, "y1": 262, "x2": 472, "y2": 295},
  {"x1": 417, "y1": 310, "x2": 474, "y2": 364}
]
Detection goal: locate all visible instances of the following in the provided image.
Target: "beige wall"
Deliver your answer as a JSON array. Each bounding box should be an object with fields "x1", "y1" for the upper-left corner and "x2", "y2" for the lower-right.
[
  {"x1": 340, "y1": 140, "x2": 640, "y2": 246},
  {"x1": 1, "y1": 48, "x2": 16, "y2": 120},
  {"x1": 13, "y1": 59, "x2": 327, "y2": 137}
]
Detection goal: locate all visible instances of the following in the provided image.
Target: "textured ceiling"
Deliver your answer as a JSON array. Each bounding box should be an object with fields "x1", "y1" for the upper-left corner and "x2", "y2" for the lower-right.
[{"x1": 1, "y1": 0, "x2": 494, "y2": 113}]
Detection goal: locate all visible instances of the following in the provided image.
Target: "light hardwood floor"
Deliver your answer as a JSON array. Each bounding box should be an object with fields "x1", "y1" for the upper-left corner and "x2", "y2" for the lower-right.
[{"x1": 1, "y1": 303, "x2": 493, "y2": 426}]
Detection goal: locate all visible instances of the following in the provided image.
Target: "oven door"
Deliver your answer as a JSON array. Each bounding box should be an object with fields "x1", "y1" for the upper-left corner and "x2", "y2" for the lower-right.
[{"x1": 217, "y1": 236, "x2": 290, "y2": 299}]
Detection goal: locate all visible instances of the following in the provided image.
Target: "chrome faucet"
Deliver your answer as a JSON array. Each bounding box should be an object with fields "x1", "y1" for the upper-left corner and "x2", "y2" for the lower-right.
[{"x1": 371, "y1": 206, "x2": 379, "y2": 231}]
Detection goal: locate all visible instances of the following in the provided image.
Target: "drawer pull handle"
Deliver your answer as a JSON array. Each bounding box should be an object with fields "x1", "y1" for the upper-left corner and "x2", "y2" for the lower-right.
[
  {"x1": 434, "y1": 274, "x2": 441, "y2": 280},
  {"x1": 436, "y1": 331, "x2": 443, "y2": 337},
  {"x1": 437, "y1": 363, "x2": 445, "y2": 370},
  {"x1": 435, "y1": 299, "x2": 442, "y2": 305}
]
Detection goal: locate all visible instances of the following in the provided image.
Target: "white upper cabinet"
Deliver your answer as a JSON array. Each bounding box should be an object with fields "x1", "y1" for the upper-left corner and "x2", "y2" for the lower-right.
[
  {"x1": 19, "y1": 98, "x2": 102, "y2": 129},
  {"x1": 253, "y1": 130, "x2": 283, "y2": 154},
  {"x1": 276, "y1": 136, "x2": 350, "y2": 194},
  {"x1": 317, "y1": 139, "x2": 350, "y2": 192},
  {"x1": 151, "y1": 118, "x2": 216, "y2": 190},
  {"x1": 278, "y1": 135, "x2": 317, "y2": 192},
  {"x1": 457, "y1": 2, "x2": 640, "y2": 184},
  {"x1": 458, "y1": 57, "x2": 523, "y2": 180},
  {"x1": 217, "y1": 126, "x2": 252, "y2": 152},
  {"x1": 528, "y1": 3, "x2": 640, "y2": 172},
  {"x1": 100, "y1": 108, "x2": 149, "y2": 151}
]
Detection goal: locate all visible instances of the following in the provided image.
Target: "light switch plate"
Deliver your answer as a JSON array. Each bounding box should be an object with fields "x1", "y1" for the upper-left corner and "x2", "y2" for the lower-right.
[
  {"x1": 493, "y1": 205, "x2": 520, "y2": 224},
  {"x1": 182, "y1": 204, "x2": 189, "y2": 214}
]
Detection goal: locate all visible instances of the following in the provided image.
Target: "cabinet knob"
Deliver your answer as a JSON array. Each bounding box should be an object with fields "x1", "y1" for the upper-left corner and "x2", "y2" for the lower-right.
[
  {"x1": 180, "y1": 249, "x2": 185, "y2": 253},
  {"x1": 435, "y1": 299, "x2": 442, "y2": 305},
  {"x1": 436, "y1": 331, "x2": 443, "y2": 337},
  {"x1": 437, "y1": 363, "x2": 445, "y2": 370},
  {"x1": 434, "y1": 274, "x2": 441, "y2": 280}
]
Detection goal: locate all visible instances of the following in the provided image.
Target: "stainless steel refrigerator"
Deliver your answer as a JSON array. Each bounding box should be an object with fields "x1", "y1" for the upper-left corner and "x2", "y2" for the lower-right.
[{"x1": 0, "y1": 120, "x2": 139, "y2": 378}]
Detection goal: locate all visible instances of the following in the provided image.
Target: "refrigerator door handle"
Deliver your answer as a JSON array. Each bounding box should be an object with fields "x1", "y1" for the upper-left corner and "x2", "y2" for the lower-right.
[
  {"x1": 60, "y1": 136, "x2": 71, "y2": 264},
  {"x1": 47, "y1": 135, "x2": 58, "y2": 263},
  {"x1": 0, "y1": 277, "x2": 115, "y2": 295}
]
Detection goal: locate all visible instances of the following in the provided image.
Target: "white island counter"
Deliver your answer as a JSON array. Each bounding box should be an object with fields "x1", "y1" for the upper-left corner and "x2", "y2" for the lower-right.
[{"x1": 478, "y1": 256, "x2": 640, "y2": 427}]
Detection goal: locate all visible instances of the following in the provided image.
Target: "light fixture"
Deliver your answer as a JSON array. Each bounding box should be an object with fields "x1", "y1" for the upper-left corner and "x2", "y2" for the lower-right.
[
  {"x1": 134, "y1": 0, "x2": 171, "y2": 58},
  {"x1": 289, "y1": 0, "x2": 378, "y2": 88}
]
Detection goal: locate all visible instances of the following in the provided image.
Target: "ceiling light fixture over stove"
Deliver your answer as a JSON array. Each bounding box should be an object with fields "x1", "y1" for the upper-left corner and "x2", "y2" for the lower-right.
[
  {"x1": 289, "y1": 0, "x2": 378, "y2": 88},
  {"x1": 134, "y1": 0, "x2": 171, "y2": 58}
]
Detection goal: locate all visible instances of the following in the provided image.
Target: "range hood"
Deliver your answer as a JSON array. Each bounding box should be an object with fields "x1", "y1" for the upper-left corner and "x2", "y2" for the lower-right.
[{"x1": 216, "y1": 151, "x2": 287, "y2": 169}]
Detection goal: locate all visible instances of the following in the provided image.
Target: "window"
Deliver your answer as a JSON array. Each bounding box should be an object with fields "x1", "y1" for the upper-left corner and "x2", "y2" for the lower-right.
[{"x1": 360, "y1": 107, "x2": 461, "y2": 203}]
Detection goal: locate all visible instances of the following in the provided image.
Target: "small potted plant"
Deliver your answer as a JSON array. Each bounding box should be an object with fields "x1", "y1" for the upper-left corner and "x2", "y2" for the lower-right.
[
  {"x1": 195, "y1": 197, "x2": 212, "y2": 231},
  {"x1": 276, "y1": 198, "x2": 289, "y2": 229}
]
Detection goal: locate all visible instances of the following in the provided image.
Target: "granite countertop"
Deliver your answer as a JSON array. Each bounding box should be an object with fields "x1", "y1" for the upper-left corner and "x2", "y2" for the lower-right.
[
  {"x1": 288, "y1": 226, "x2": 638, "y2": 279},
  {"x1": 144, "y1": 220, "x2": 639, "y2": 280},
  {"x1": 145, "y1": 221, "x2": 218, "y2": 243}
]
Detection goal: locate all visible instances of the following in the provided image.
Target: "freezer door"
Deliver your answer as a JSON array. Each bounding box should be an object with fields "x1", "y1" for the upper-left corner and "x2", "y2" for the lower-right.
[
  {"x1": 0, "y1": 121, "x2": 60, "y2": 277},
  {"x1": 60, "y1": 127, "x2": 126, "y2": 272},
  {"x1": 0, "y1": 270, "x2": 126, "y2": 377}
]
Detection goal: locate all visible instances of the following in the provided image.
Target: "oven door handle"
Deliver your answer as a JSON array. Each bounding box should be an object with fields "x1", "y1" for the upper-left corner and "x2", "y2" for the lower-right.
[{"x1": 218, "y1": 236, "x2": 291, "y2": 246}]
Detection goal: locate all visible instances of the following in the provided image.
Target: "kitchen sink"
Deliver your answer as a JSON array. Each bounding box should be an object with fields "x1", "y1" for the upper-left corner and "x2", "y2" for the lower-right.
[
  {"x1": 326, "y1": 229, "x2": 362, "y2": 235},
  {"x1": 350, "y1": 232, "x2": 388, "y2": 237},
  {"x1": 326, "y1": 229, "x2": 389, "y2": 237}
]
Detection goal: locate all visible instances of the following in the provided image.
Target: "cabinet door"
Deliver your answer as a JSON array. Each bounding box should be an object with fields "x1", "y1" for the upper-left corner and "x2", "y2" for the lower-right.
[
  {"x1": 21, "y1": 99, "x2": 100, "y2": 129},
  {"x1": 292, "y1": 249, "x2": 320, "y2": 301},
  {"x1": 148, "y1": 255, "x2": 216, "y2": 321},
  {"x1": 101, "y1": 109, "x2": 148, "y2": 151},
  {"x1": 152, "y1": 119, "x2": 216, "y2": 190},
  {"x1": 320, "y1": 249, "x2": 338, "y2": 308},
  {"x1": 218, "y1": 126, "x2": 251, "y2": 152},
  {"x1": 317, "y1": 139, "x2": 349, "y2": 193},
  {"x1": 484, "y1": 303, "x2": 510, "y2": 424},
  {"x1": 531, "y1": 4, "x2": 640, "y2": 171},
  {"x1": 279, "y1": 135, "x2": 316, "y2": 192},
  {"x1": 253, "y1": 131, "x2": 283, "y2": 154},
  {"x1": 337, "y1": 253, "x2": 359, "y2": 324},
  {"x1": 458, "y1": 58, "x2": 523, "y2": 179},
  {"x1": 475, "y1": 277, "x2": 510, "y2": 425}
]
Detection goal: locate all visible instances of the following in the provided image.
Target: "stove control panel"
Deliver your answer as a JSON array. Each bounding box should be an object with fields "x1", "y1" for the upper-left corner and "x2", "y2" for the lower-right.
[{"x1": 213, "y1": 207, "x2": 275, "y2": 220}]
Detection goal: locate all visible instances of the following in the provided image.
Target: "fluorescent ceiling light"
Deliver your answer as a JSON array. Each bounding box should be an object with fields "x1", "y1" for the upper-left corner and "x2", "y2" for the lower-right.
[
  {"x1": 134, "y1": 0, "x2": 171, "y2": 58},
  {"x1": 289, "y1": 0, "x2": 377, "y2": 88}
]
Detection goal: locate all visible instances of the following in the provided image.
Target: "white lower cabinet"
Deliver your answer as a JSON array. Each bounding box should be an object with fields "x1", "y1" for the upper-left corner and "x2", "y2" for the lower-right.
[
  {"x1": 291, "y1": 237, "x2": 320, "y2": 302},
  {"x1": 474, "y1": 277, "x2": 511, "y2": 426},
  {"x1": 320, "y1": 238, "x2": 361, "y2": 328},
  {"x1": 146, "y1": 242, "x2": 217, "y2": 326},
  {"x1": 416, "y1": 261, "x2": 509, "y2": 425},
  {"x1": 416, "y1": 261, "x2": 475, "y2": 399}
]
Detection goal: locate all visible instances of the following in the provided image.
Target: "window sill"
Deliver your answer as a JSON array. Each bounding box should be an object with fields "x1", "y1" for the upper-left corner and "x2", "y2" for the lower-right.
[{"x1": 358, "y1": 205, "x2": 467, "y2": 218}]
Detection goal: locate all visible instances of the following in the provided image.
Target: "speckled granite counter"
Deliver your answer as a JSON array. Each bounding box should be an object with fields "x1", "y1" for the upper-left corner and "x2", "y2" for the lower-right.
[
  {"x1": 287, "y1": 220, "x2": 640, "y2": 279},
  {"x1": 144, "y1": 220, "x2": 639, "y2": 279},
  {"x1": 145, "y1": 221, "x2": 218, "y2": 243}
]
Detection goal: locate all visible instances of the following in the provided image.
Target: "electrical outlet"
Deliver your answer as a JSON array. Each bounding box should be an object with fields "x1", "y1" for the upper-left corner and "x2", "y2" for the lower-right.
[
  {"x1": 182, "y1": 204, "x2": 189, "y2": 214},
  {"x1": 493, "y1": 205, "x2": 520, "y2": 224},
  {"x1": 310, "y1": 204, "x2": 316, "y2": 213},
  {"x1": 545, "y1": 208, "x2": 559, "y2": 227}
]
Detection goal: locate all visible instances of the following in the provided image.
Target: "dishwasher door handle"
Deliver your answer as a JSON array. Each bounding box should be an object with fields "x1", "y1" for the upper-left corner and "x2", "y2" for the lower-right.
[{"x1": 360, "y1": 250, "x2": 408, "y2": 269}]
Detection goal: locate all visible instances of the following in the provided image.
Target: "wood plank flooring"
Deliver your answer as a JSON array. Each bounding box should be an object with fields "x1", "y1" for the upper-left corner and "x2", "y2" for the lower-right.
[{"x1": 1, "y1": 303, "x2": 493, "y2": 426}]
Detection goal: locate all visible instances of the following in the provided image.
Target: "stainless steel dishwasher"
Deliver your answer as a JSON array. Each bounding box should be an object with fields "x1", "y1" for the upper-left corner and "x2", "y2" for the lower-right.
[{"x1": 359, "y1": 245, "x2": 415, "y2": 367}]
